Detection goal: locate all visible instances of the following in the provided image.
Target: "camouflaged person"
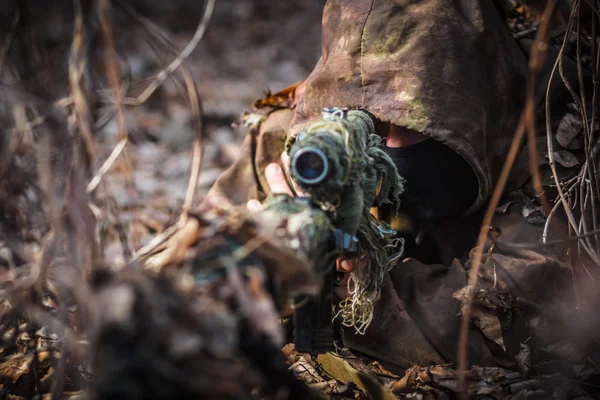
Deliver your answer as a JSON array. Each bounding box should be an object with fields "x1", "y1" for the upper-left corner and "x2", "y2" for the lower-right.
[{"x1": 208, "y1": 0, "x2": 597, "y2": 374}]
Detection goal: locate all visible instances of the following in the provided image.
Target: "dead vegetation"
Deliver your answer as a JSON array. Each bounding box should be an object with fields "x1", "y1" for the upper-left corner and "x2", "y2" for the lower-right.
[{"x1": 0, "y1": 0, "x2": 599, "y2": 399}]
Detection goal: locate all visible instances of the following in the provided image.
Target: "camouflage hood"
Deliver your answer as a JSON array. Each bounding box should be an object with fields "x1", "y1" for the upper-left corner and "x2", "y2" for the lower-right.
[{"x1": 290, "y1": 0, "x2": 528, "y2": 213}]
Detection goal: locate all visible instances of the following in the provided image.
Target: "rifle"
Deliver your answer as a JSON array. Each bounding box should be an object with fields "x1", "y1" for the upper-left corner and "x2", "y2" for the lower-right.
[
  {"x1": 292, "y1": 228, "x2": 356, "y2": 354},
  {"x1": 287, "y1": 107, "x2": 402, "y2": 353}
]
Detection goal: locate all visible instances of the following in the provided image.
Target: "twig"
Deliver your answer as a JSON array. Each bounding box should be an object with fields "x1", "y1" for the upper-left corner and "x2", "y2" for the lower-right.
[
  {"x1": 113, "y1": 0, "x2": 207, "y2": 225},
  {"x1": 105, "y1": 190, "x2": 134, "y2": 259},
  {"x1": 527, "y1": 8, "x2": 553, "y2": 213},
  {"x1": 456, "y1": 1, "x2": 558, "y2": 395},
  {"x1": 567, "y1": 206, "x2": 582, "y2": 306},
  {"x1": 545, "y1": 1, "x2": 600, "y2": 265},
  {"x1": 98, "y1": 0, "x2": 142, "y2": 247},
  {"x1": 116, "y1": 0, "x2": 189, "y2": 99},
  {"x1": 514, "y1": 26, "x2": 538, "y2": 39},
  {"x1": 121, "y1": 0, "x2": 215, "y2": 106},
  {"x1": 496, "y1": 228, "x2": 600, "y2": 249},
  {"x1": 575, "y1": 2, "x2": 599, "y2": 255},
  {"x1": 93, "y1": 0, "x2": 132, "y2": 192},
  {"x1": 542, "y1": 177, "x2": 579, "y2": 243},
  {"x1": 588, "y1": 0, "x2": 600, "y2": 251},
  {"x1": 87, "y1": 138, "x2": 127, "y2": 193},
  {"x1": 583, "y1": 0, "x2": 600, "y2": 16},
  {"x1": 131, "y1": 219, "x2": 187, "y2": 262},
  {"x1": 232, "y1": 235, "x2": 269, "y2": 262},
  {"x1": 578, "y1": 163, "x2": 596, "y2": 252},
  {"x1": 69, "y1": 0, "x2": 96, "y2": 167},
  {"x1": 115, "y1": 1, "x2": 197, "y2": 226},
  {"x1": 180, "y1": 71, "x2": 203, "y2": 219}
]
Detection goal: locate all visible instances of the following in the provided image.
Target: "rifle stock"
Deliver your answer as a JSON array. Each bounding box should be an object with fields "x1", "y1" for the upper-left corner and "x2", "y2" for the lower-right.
[{"x1": 293, "y1": 229, "x2": 357, "y2": 354}]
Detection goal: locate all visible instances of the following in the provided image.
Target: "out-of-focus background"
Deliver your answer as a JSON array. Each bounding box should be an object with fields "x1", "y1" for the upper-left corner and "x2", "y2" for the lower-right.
[{"x1": 94, "y1": 0, "x2": 326, "y2": 257}]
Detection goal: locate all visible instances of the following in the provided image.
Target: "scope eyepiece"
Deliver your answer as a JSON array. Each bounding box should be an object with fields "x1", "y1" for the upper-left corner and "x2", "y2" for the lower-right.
[{"x1": 290, "y1": 147, "x2": 329, "y2": 185}]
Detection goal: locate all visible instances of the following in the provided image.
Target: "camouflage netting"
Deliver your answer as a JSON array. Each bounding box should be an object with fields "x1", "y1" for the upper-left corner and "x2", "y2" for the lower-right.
[{"x1": 286, "y1": 109, "x2": 405, "y2": 333}]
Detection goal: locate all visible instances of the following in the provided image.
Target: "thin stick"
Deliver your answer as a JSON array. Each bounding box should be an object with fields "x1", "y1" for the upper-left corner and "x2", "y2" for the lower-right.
[
  {"x1": 588, "y1": 1, "x2": 600, "y2": 251},
  {"x1": 131, "y1": 219, "x2": 186, "y2": 261},
  {"x1": 117, "y1": 2, "x2": 206, "y2": 224},
  {"x1": 93, "y1": 0, "x2": 133, "y2": 196},
  {"x1": 567, "y1": 201, "x2": 581, "y2": 308},
  {"x1": 575, "y1": 2, "x2": 599, "y2": 254},
  {"x1": 121, "y1": 0, "x2": 215, "y2": 107},
  {"x1": 497, "y1": 228, "x2": 600, "y2": 249},
  {"x1": 545, "y1": 2, "x2": 600, "y2": 265},
  {"x1": 69, "y1": 0, "x2": 96, "y2": 166},
  {"x1": 526, "y1": 7, "x2": 553, "y2": 212},
  {"x1": 86, "y1": 138, "x2": 127, "y2": 193},
  {"x1": 98, "y1": 0, "x2": 143, "y2": 249},
  {"x1": 542, "y1": 178, "x2": 579, "y2": 243},
  {"x1": 180, "y1": 72, "x2": 203, "y2": 219},
  {"x1": 456, "y1": 1, "x2": 558, "y2": 395}
]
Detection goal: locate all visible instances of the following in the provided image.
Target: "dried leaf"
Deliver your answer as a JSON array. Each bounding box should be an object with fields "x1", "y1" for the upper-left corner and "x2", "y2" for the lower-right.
[
  {"x1": 0, "y1": 352, "x2": 34, "y2": 383},
  {"x1": 253, "y1": 82, "x2": 300, "y2": 110},
  {"x1": 282, "y1": 343, "x2": 299, "y2": 365},
  {"x1": 289, "y1": 355, "x2": 324, "y2": 385},
  {"x1": 316, "y1": 353, "x2": 397, "y2": 400},
  {"x1": 556, "y1": 113, "x2": 582, "y2": 149},
  {"x1": 552, "y1": 150, "x2": 580, "y2": 168},
  {"x1": 367, "y1": 361, "x2": 400, "y2": 379},
  {"x1": 392, "y1": 364, "x2": 513, "y2": 397},
  {"x1": 452, "y1": 285, "x2": 475, "y2": 305},
  {"x1": 452, "y1": 286, "x2": 508, "y2": 352},
  {"x1": 472, "y1": 311, "x2": 505, "y2": 352},
  {"x1": 391, "y1": 365, "x2": 419, "y2": 392},
  {"x1": 495, "y1": 201, "x2": 514, "y2": 215},
  {"x1": 516, "y1": 342, "x2": 532, "y2": 378}
]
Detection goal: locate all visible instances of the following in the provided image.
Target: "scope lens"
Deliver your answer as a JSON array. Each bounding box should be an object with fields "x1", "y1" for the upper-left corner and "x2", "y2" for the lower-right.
[{"x1": 291, "y1": 147, "x2": 329, "y2": 185}]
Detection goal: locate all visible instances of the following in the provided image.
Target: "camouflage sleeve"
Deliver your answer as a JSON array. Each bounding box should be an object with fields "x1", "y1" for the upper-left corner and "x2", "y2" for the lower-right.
[{"x1": 206, "y1": 108, "x2": 295, "y2": 206}]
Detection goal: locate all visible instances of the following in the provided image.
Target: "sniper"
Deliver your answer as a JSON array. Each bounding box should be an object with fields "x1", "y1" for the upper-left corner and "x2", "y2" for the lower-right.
[{"x1": 207, "y1": 0, "x2": 600, "y2": 387}]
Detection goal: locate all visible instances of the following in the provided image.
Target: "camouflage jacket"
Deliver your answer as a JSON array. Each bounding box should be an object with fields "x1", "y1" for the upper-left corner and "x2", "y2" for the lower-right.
[{"x1": 207, "y1": 0, "x2": 589, "y2": 372}]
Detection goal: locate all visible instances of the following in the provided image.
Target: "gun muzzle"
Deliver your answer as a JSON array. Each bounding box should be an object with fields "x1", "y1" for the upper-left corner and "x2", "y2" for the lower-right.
[{"x1": 289, "y1": 146, "x2": 330, "y2": 185}]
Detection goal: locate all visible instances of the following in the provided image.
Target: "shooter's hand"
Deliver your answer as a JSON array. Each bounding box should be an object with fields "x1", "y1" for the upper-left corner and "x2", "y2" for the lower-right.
[
  {"x1": 246, "y1": 158, "x2": 355, "y2": 298},
  {"x1": 247, "y1": 161, "x2": 294, "y2": 211}
]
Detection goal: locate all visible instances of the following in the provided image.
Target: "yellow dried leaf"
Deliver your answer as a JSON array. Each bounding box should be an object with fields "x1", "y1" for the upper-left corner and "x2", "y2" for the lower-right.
[{"x1": 0, "y1": 352, "x2": 34, "y2": 383}]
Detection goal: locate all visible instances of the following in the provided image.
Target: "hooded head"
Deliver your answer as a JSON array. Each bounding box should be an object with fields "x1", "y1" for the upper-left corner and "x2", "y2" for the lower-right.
[{"x1": 290, "y1": 0, "x2": 528, "y2": 214}]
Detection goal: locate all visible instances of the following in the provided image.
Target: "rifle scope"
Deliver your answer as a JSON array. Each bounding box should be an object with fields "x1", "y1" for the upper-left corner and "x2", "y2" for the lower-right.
[{"x1": 290, "y1": 146, "x2": 329, "y2": 185}]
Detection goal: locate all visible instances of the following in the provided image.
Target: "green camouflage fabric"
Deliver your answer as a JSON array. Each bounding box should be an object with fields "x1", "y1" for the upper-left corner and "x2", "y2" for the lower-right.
[{"x1": 207, "y1": 0, "x2": 590, "y2": 371}]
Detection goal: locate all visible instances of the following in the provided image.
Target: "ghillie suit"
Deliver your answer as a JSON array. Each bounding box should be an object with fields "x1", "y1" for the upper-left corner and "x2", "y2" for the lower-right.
[
  {"x1": 208, "y1": 0, "x2": 600, "y2": 387},
  {"x1": 93, "y1": 196, "x2": 334, "y2": 400}
]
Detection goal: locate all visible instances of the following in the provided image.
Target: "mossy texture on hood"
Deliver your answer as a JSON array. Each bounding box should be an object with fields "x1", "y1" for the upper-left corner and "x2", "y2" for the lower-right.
[{"x1": 291, "y1": 0, "x2": 528, "y2": 213}]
